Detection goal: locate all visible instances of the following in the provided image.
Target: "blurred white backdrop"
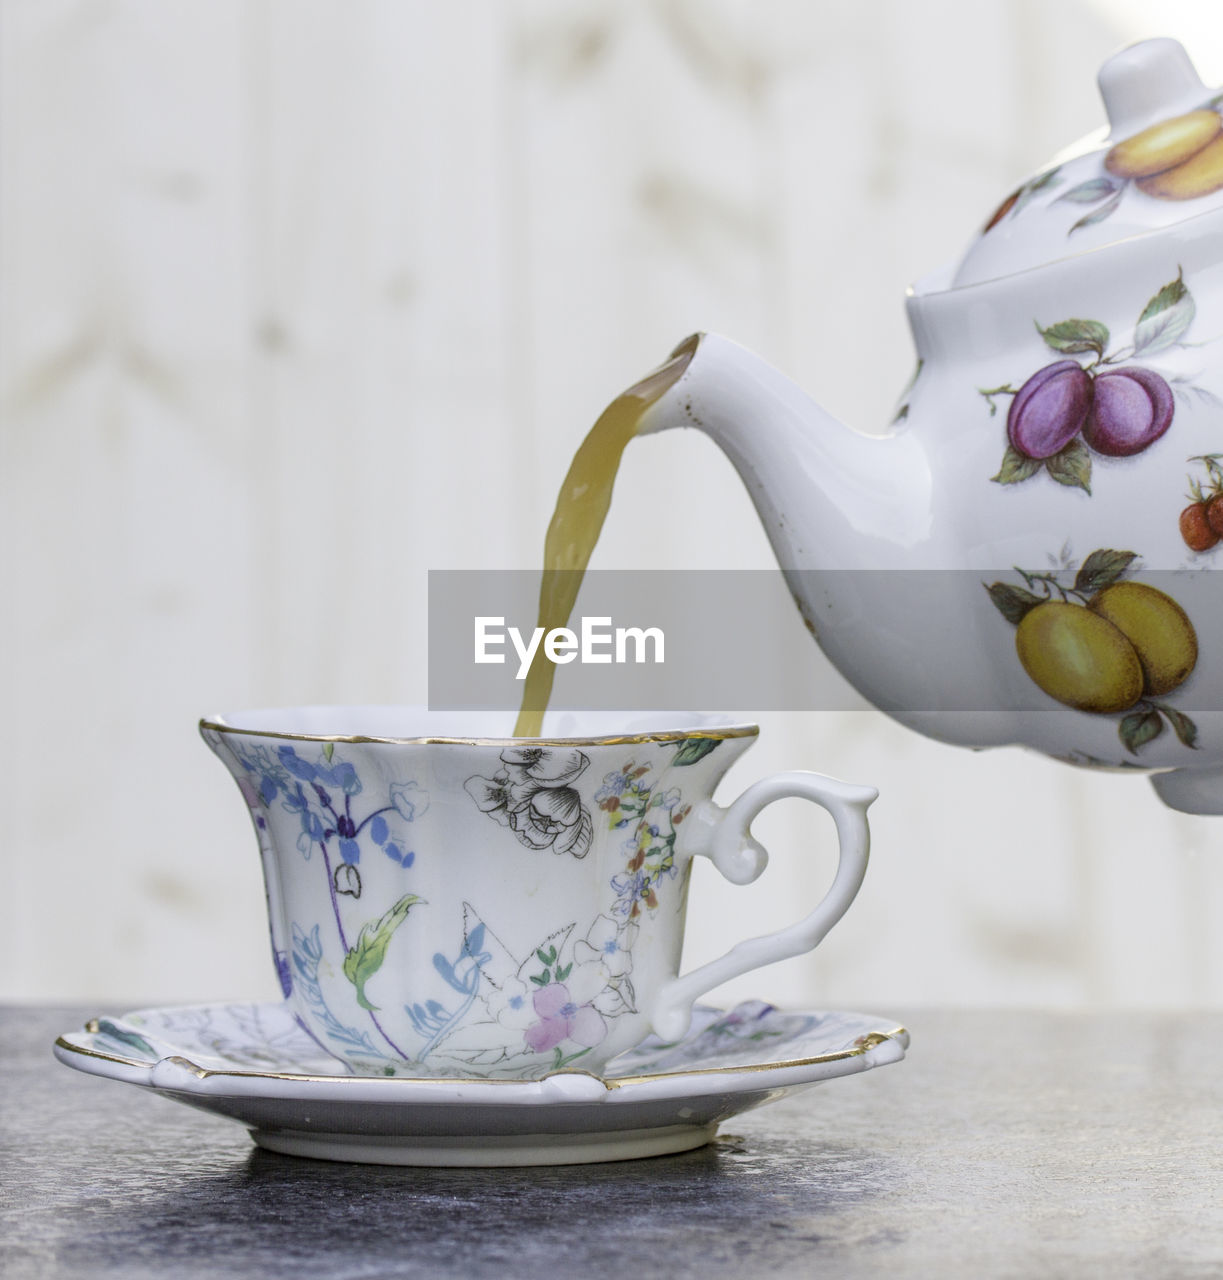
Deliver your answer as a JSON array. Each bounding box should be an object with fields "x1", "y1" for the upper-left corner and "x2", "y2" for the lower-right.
[{"x1": 4, "y1": 0, "x2": 1223, "y2": 1012}]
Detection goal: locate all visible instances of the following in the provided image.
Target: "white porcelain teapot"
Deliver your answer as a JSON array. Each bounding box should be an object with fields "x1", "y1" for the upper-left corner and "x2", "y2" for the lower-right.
[{"x1": 636, "y1": 39, "x2": 1223, "y2": 813}]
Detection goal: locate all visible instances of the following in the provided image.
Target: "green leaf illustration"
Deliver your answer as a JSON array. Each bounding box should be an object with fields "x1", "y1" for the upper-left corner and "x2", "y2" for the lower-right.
[
  {"x1": 323, "y1": 742, "x2": 335, "y2": 763},
  {"x1": 1120, "y1": 709, "x2": 1163, "y2": 755},
  {"x1": 1160, "y1": 704, "x2": 1199, "y2": 750},
  {"x1": 1068, "y1": 187, "x2": 1123, "y2": 234},
  {"x1": 95, "y1": 1019, "x2": 158, "y2": 1061},
  {"x1": 1012, "y1": 165, "x2": 1063, "y2": 217},
  {"x1": 673, "y1": 737, "x2": 720, "y2": 766},
  {"x1": 1045, "y1": 439, "x2": 1092, "y2": 494},
  {"x1": 1073, "y1": 549, "x2": 1137, "y2": 595},
  {"x1": 1057, "y1": 177, "x2": 1121, "y2": 204},
  {"x1": 984, "y1": 582, "x2": 1043, "y2": 626},
  {"x1": 343, "y1": 893, "x2": 424, "y2": 1011},
  {"x1": 1133, "y1": 268, "x2": 1195, "y2": 356},
  {"x1": 1037, "y1": 318, "x2": 1110, "y2": 358},
  {"x1": 991, "y1": 445, "x2": 1043, "y2": 486}
]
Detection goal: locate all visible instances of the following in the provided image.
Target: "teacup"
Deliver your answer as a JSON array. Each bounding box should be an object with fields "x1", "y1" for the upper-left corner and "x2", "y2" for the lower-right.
[{"x1": 201, "y1": 708, "x2": 876, "y2": 1079}]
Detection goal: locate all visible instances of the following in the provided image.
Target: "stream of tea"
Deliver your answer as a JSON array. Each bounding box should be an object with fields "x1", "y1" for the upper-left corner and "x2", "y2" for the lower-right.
[{"x1": 513, "y1": 339, "x2": 698, "y2": 736}]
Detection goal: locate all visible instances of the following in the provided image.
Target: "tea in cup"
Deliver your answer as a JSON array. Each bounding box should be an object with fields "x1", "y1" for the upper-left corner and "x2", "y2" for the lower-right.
[{"x1": 202, "y1": 708, "x2": 876, "y2": 1079}]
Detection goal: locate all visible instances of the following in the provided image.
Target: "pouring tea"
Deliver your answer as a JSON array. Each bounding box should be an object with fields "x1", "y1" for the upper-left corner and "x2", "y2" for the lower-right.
[{"x1": 519, "y1": 37, "x2": 1223, "y2": 814}]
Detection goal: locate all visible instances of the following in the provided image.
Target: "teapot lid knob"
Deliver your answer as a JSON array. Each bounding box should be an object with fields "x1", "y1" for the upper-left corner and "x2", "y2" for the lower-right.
[{"x1": 1098, "y1": 37, "x2": 1207, "y2": 139}]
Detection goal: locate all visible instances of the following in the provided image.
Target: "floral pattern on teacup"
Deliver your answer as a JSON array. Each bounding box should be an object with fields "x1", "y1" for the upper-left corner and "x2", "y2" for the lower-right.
[
  {"x1": 206, "y1": 728, "x2": 726, "y2": 1077},
  {"x1": 597, "y1": 759, "x2": 693, "y2": 919},
  {"x1": 464, "y1": 746, "x2": 594, "y2": 858},
  {"x1": 413, "y1": 907, "x2": 640, "y2": 1073},
  {"x1": 205, "y1": 730, "x2": 428, "y2": 906}
]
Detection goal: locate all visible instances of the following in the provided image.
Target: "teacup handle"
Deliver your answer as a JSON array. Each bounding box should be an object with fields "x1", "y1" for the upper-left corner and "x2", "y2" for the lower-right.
[{"x1": 649, "y1": 771, "x2": 877, "y2": 1043}]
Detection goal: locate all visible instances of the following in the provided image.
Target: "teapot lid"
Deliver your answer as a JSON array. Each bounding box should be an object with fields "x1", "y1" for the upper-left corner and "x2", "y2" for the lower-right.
[{"x1": 951, "y1": 39, "x2": 1223, "y2": 289}]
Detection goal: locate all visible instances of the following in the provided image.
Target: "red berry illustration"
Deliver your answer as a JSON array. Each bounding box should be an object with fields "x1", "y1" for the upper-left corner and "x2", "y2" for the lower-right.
[
  {"x1": 1180, "y1": 457, "x2": 1223, "y2": 554},
  {"x1": 1180, "y1": 503, "x2": 1218, "y2": 552},
  {"x1": 1082, "y1": 367, "x2": 1174, "y2": 457},
  {"x1": 1207, "y1": 493, "x2": 1223, "y2": 538},
  {"x1": 1007, "y1": 360, "x2": 1093, "y2": 459}
]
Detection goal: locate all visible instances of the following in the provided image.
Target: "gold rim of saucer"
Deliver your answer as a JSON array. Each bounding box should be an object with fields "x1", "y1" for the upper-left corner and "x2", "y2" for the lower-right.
[
  {"x1": 199, "y1": 718, "x2": 760, "y2": 749},
  {"x1": 55, "y1": 1024, "x2": 907, "y2": 1089}
]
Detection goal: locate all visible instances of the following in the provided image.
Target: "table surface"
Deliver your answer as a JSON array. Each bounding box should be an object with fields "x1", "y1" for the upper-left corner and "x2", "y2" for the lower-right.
[{"x1": 4, "y1": 1005, "x2": 1223, "y2": 1279}]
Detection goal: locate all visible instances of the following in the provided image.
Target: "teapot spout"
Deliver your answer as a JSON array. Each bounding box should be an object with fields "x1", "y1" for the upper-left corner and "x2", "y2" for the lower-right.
[{"x1": 636, "y1": 333, "x2": 932, "y2": 572}]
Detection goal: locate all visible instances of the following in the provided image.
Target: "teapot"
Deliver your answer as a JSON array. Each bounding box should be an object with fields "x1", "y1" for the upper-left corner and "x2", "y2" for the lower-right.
[{"x1": 632, "y1": 38, "x2": 1223, "y2": 814}]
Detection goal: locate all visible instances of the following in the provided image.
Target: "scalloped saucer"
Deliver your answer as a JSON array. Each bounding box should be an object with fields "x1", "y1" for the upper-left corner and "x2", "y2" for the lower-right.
[{"x1": 54, "y1": 999, "x2": 908, "y2": 1167}]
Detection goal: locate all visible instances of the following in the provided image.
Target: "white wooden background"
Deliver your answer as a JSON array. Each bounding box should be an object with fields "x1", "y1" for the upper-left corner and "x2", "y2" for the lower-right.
[{"x1": 5, "y1": 0, "x2": 1223, "y2": 1012}]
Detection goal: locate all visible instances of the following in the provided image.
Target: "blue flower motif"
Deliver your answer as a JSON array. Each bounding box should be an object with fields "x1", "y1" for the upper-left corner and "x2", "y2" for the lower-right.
[
  {"x1": 317, "y1": 759, "x2": 361, "y2": 795},
  {"x1": 279, "y1": 747, "x2": 318, "y2": 782},
  {"x1": 390, "y1": 781, "x2": 429, "y2": 821},
  {"x1": 274, "y1": 949, "x2": 293, "y2": 997},
  {"x1": 383, "y1": 844, "x2": 415, "y2": 867},
  {"x1": 611, "y1": 869, "x2": 648, "y2": 916},
  {"x1": 595, "y1": 771, "x2": 630, "y2": 803}
]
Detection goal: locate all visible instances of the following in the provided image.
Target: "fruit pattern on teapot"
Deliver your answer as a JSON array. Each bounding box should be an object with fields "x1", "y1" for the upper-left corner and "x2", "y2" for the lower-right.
[
  {"x1": 978, "y1": 270, "x2": 1215, "y2": 495},
  {"x1": 985, "y1": 97, "x2": 1223, "y2": 237},
  {"x1": 1179, "y1": 455, "x2": 1223, "y2": 553},
  {"x1": 985, "y1": 548, "x2": 1198, "y2": 757}
]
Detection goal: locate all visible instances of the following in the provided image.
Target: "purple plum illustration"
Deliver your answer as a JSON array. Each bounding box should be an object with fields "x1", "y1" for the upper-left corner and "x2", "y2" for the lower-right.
[
  {"x1": 1007, "y1": 360, "x2": 1094, "y2": 459},
  {"x1": 982, "y1": 271, "x2": 1206, "y2": 495},
  {"x1": 1081, "y1": 367, "x2": 1174, "y2": 456}
]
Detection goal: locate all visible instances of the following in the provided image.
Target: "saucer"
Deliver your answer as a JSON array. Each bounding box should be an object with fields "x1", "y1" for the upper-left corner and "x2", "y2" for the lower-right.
[{"x1": 54, "y1": 999, "x2": 908, "y2": 1167}]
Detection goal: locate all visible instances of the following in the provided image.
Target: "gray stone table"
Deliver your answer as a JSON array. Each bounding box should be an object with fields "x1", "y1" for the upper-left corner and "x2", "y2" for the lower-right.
[{"x1": 3, "y1": 1005, "x2": 1223, "y2": 1278}]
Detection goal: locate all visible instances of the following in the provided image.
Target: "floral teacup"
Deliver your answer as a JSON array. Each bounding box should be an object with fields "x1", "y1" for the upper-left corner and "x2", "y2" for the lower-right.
[{"x1": 201, "y1": 708, "x2": 876, "y2": 1079}]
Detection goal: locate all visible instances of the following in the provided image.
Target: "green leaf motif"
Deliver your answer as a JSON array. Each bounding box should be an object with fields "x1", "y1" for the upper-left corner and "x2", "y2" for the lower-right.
[
  {"x1": 323, "y1": 742, "x2": 335, "y2": 763},
  {"x1": 991, "y1": 445, "x2": 1043, "y2": 486},
  {"x1": 1073, "y1": 549, "x2": 1137, "y2": 595},
  {"x1": 1133, "y1": 268, "x2": 1195, "y2": 356},
  {"x1": 673, "y1": 737, "x2": 720, "y2": 766},
  {"x1": 1069, "y1": 187, "x2": 1123, "y2": 234},
  {"x1": 1120, "y1": 709, "x2": 1163, "y2": 755},
  {"x1": 984, "y1": 582, "x2": 1043, "y2": 625},
  {"x1": 1037, "y1": 318, "x2": 1110, "y2": 358},
  {"x1": 1045, "y1": 439, "x2": 1092, "y2": 494},
  {"x1": 1057, "y1": 177, "x2": 1121, "y2": 204},
  {"x1": 95, "y1": 1019, "x2": 158, "y2": 1061},
  {"x1": 1012, "y1": 165, "x2": 1063, "y2": 217},
  {"x1": 1160, "y1": 705, "x2": 1199, "y2": 750},
  {"x1": 343, "y1": 893, "x2": 424, "y2": 1011}
]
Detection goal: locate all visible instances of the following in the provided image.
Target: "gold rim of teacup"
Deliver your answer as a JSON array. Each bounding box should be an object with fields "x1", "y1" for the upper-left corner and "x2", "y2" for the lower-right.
[{"x1": 199, "y1": 717, "x2": 760, "y2": 748}]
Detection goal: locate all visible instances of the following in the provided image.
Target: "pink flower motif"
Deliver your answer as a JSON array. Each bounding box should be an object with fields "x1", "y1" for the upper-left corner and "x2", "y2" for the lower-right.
[{"x1": 523, "y1": 982, "x2": 607, "y2": 1053}]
